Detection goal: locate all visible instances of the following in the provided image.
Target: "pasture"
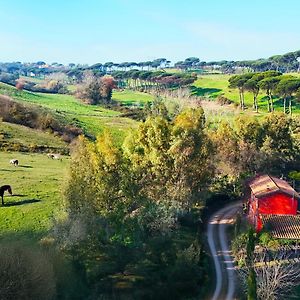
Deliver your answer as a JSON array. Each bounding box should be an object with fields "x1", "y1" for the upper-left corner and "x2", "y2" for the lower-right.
[
  {"x1": 193, "y1": 74, "x2": 300, "y2": 114},
  {"x1": 0, "y1": 83, "x2": 137, "y2": 142},
  {"x1": 0, "y1": 121, "x2": 67, "y2": 150},
  {"x1": 0, "y1": 151, "x2": 69, "y2": 241},
  {"x1": 112, "y1": 90, "x2": 154, "y2": 106}
]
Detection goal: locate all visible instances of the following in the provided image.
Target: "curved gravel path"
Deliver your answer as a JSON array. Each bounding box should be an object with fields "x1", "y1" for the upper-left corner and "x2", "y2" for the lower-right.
[{"x1": 207, "y1": 203, "x2": 241, "y2": 300}]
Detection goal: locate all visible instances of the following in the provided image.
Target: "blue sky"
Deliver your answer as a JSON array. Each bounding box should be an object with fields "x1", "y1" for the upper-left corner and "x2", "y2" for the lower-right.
[{"x1": 1, "y1": 0, "x2": 300, "y2": 64}]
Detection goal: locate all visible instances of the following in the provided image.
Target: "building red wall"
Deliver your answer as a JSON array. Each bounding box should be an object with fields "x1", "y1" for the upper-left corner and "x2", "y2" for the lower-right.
[
  {"x1": 248, "y1": 192, "x2": 298, "y2": 232},
  {"x1": 258, "y1": 192, "x2": 297, "y2": 215}
]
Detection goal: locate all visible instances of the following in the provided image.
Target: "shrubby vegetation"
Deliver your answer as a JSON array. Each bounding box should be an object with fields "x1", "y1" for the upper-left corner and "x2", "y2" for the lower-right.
[
  {"x1": 54, "y1": 107, "x2": 212, "y2": 299},
  {"x1": 0, "y1": 95, "x2": 82, "y2": 143},
  {"x1": 212, "y1": 113, "x2": 299, "y2": 177},
  {"x1": 0, "y1": 242, "x2": 56, "y2": 300},
  {"x1": 51, "y1": 98, "x2": 300, "y2": 298}
]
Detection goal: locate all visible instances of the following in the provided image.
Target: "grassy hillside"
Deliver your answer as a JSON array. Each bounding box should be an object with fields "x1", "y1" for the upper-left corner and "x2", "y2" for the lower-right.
[
  {"x1": 0, "y1": 151, "x2": 69, "y2": 241},
  {"x1": 0, "y1": 83, "x2": 137, "y2": 142},
  {"x1": 113, "y1": 90, "x2": 154, "y2": 106},
  {"x1": 0, "y1": 121, "x2": 67, "y2": 150},
  {"x1": 193, "y1": 74, "x2": 300, "y2": 114}
]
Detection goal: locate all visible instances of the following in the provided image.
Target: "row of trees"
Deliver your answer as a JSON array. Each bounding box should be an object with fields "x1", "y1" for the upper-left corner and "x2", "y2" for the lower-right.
[
  {"x1": 111, "y1": 69, "x2": 197, "y2": 91},
  {"x1": 2, "y1": 49, "x2": 299, "y2": 82},
  {"x1": 186, "y1": 50, "x2": 300, "y2": 74},
  {"x1": 229, "y1": 71, "x2": 300, "y2": 113}
]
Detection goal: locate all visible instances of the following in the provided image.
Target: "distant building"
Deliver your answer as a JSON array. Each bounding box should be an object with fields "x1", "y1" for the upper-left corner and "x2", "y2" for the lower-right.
[{"x1": 247, "y1": 174, "x2": 300, "y2": 238}]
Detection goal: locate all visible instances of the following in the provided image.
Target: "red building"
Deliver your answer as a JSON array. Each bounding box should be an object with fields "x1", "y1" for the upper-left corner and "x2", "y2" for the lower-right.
[{"x1": 247, "y1": 174, "x2": 300, "y2": 233}]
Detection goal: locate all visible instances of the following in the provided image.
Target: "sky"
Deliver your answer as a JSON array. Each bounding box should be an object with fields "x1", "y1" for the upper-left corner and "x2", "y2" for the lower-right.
[{"x1": 1, "y1": 0, "x2": 300, "y2": 64}]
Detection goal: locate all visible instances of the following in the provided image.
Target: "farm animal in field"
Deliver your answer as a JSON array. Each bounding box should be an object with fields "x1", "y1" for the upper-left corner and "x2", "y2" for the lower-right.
[
  {"x1": 47, "y1": 153, "x2": 55, "y2": 159},
  {"x1": 9, "y1": 159, "x2": 18, "y2": 166},
  {"x1": 47, "y1": 153, "x2": 62, "y2": 160},
  {"x1": 0, "y1": 185, "x2": 12, "y2": 206}
]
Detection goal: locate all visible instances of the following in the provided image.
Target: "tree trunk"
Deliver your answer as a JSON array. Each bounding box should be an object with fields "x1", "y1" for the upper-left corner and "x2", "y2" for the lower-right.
[
  {"x1": 269, "y1": 93, "x2": 274, "y2": 112},
  {"x1": 266, "y1": 94, "x2": 271, "y2": 112},
  {"x1": 289, "y1": 98, "x2": 292, "y2": 115},
  {"x1": 255, "y1": 96, "x2": 258, "y2": 112},
  {"x1": 239, "y1": 89, "x2": 243, "y2": 110},
  {"x1": 242, "y1": 92, "x2": 245, "y2": 110},
  {"x1": 253, "y1": 92, "x2": 258, "y2": 112},
  {"x1": 283, "y1": 98, "x2": 286, "y2": 114}
]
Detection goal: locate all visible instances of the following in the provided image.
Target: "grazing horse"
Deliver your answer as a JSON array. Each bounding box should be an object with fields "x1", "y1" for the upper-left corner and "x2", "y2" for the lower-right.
[
  {"x1": 10, "y1": 159, "x2": 18, "y2": 166},
  {"x1": 53, "y1": 154, "x2": 62, "y2": 160},
  {"x1": 0, "y1": 185, "x2": 12, "y2": 206},
  {"x1": 47, "y1": 153, "x2": 62, "y2": 161}
]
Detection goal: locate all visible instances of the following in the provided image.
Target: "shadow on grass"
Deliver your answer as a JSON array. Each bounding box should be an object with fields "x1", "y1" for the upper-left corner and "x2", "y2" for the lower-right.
[
  {"x1": 3, "y1": 199, "x2": 41, "y2": 207},
  {"x1": 19, "y1": 165, "x2": 33, "y2": 168},
  {"x1": 190, "y1": 86, "x2": 222, "y2": 97}
]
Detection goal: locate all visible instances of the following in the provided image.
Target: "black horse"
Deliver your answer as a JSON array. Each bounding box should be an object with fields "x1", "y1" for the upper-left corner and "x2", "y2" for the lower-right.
[{"x1": 0, "y1": 185, "x2": 12, "y2": 206}]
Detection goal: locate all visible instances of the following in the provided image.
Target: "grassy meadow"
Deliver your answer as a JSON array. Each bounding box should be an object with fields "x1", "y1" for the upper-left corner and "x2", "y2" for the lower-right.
[
  {"x1": 0, "y1": 151, "x2": 69, "y2": 241},
  {"x1": 0, "y1": 121, "x2": 67, "y2": 150},
  {"x1": 0, "y1": 83, "x2": 137, "y2": 142},
  {"x1": 112, "y1": 89, "x2": 154, "y2": 106},
  {"x1": 193, "y1": 74, "x2": 300, "y2": 114}
]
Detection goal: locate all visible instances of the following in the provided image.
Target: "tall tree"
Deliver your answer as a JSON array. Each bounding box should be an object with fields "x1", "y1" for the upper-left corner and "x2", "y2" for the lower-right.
[
  {"x1": 244, "y1": 73, "x2": 264, "y2": 112},
  {"x1": 229, "y1": 74, "x2": 253, "y2": 110},
  {"x1": 259, "y1": 76, "x2": 280, "y2": 112},
  {"x1": 276, "y1": 77, "x2": 300, "y2": 114}
]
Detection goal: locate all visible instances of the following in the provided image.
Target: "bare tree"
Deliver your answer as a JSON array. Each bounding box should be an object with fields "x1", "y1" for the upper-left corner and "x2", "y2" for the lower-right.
[{"x1": 238, "y1": 250, "x2": 300, "y2": 300}]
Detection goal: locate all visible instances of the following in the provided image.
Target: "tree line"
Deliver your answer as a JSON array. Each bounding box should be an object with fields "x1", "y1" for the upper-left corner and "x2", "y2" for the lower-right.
[
  {"x1": 1, "y1": 49, "x2": 300, "y2": 83},
  {"x1": 229, "y1": 71, "x2": 300, "y2": 113}
]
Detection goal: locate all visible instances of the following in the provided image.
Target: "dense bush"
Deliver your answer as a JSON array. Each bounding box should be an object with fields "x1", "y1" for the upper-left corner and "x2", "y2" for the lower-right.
[
  {"x1": 76, "y1": 72, "x2": 116, "y2": 105},
  {"x1": 0, "y1": 242, "x2": 56, "y2": 300},
  {"x1": 216, "y1": 94, "x2": 233, "y2": 105},
  {"x1": 0, "y1": 72, "x2": 18, "y2": 86}
]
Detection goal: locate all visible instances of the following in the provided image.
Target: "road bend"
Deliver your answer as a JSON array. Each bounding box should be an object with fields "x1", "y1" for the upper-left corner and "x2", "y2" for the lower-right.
[{"x1": 207, "y1": 203, "x2": 242, "y2": 300}]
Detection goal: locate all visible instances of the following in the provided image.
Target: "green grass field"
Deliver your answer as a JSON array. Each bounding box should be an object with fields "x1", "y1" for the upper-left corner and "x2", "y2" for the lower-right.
[
  {"x1": 0, "y1": 121, "x2": 67, "y2": 150},
  {"x1": 112, "y1": 90, "x2": 154, "y2": 106},
  {"x1": 0, "y1": 83, "x2": 137, "y2": 141},
  {"x1": 0, "y1": 151, "x2": 69, "y2": 241},
  {"x1": 193, "y1": 74, "x2": 300, "y2": 114}
]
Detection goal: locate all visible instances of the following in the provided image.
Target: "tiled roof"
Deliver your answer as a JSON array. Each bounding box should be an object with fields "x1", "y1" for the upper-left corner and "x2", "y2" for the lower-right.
[
  {"x1": 249, "y1": 174, "x2": 300, "y2": 199},
  {"x1": 261, "y1": 214, "x2": 300, "y2": 239}
]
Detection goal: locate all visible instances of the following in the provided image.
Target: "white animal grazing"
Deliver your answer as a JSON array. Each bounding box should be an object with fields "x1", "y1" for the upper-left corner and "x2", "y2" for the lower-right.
[
  {"x1": 47, "y1": 153, "x2": 55, "y2": 159},
  {"x1": 47, "y1": 153, "x2": 62, "y2": 160},
  {"x1": 53, "y1": 154, "x2": 62, "y2": 160},
  {"x1": 9, "y1": 159, "x2": 18, "y2": 166}
]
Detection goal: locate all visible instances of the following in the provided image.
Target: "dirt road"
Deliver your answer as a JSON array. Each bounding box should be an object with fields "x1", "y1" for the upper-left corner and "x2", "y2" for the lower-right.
[{"x1": 207, "y1": 203, "x2": 242, "y2": 300}]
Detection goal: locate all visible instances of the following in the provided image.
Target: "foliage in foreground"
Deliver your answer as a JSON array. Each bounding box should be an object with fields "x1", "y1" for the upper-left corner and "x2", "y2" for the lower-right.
[{"x1": 57, "y1": 108, "x2": 212, "y2": 299}]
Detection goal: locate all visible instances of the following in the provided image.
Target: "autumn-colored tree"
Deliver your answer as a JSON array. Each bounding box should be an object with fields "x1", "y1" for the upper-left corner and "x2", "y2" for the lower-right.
[
  {"x1": 15, "y1": 78, "x2": 25, "y2": 90},
  {"x1": 124, "y1": 108, "x2": 213, "y2": 209},
  {"x1": 76, "y1": 71, "x2": 115, "y2": 105}
]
